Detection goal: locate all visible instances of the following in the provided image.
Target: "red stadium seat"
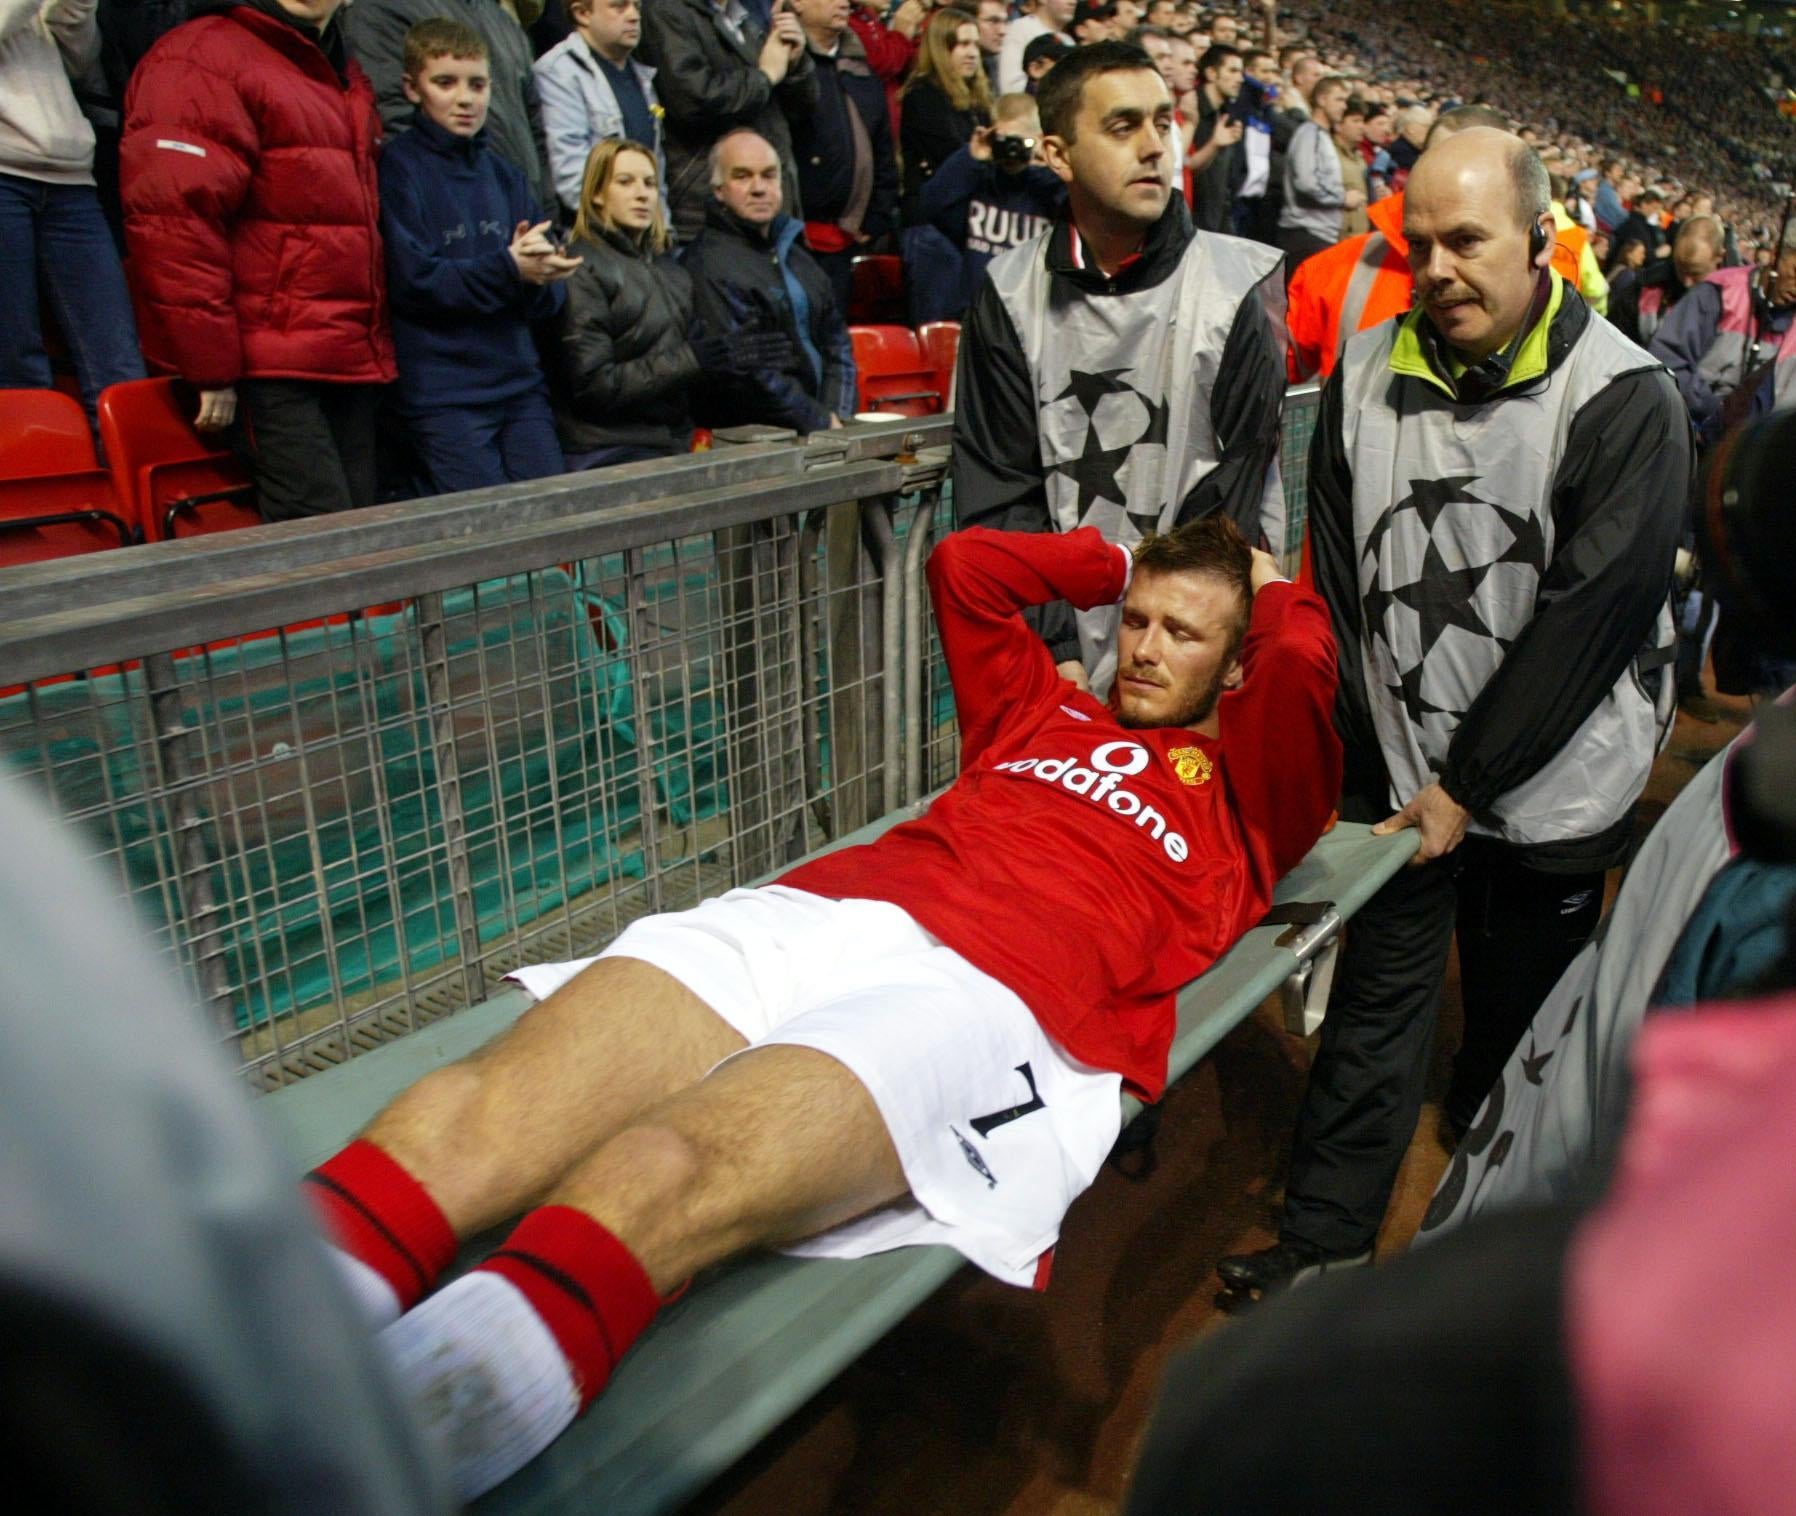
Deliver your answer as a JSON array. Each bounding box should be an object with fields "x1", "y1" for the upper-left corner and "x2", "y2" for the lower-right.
[
  {"x1": 97, "y1": 377, "x2": 258, "y2": 541},
  {"x1": 847, "y1": 325, "x2": 943, "y2": 418},
  {"x1": 0, "y1": 389, "x2": 136, "y2": 567},
  {"x1": 916, "y1": 321, "x2": 961, "y2": 409},
  {"x1": 848, "y1": 254, "x2": 906, "y2": 324}
]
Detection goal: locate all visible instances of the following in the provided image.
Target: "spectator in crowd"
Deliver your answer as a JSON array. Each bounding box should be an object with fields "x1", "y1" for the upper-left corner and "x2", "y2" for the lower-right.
[
  {"x1": 1650, "y1": 226, "x2": 1796, "y2": 447},
  {"x1": 1022, "y1": 29, "x2": 1070, "y2": 94},
  {"x1": 379, "y1": 19, "x2": 573, "y2": 495},
  {"x1": 1163, "y1": 27, "x2": 1197, "y2": 102},
  {"x1": 1071, "y1": 0, "x2": 1113, "y2": 47},
  {"x1": 790, "y1": 0, "x2": 899, "y2": 317},
  {"x1": 682, "y1": 129, "x2": 855, "y2": 433},
  {"x1": 1187, "y1": 44, "x2": 1244, "y2": 234},
  {"x1": 900, "y1": 7, "x2": 994, "y2": 223},
  {"x1": 1611, "y1": 185, "x2": 1667, "y2": 268},
  {"x1": 975, "y1": 0, "x2": 1007, "y2": 95},
  {"x1": 1, "y1": 0, "x2": 145, "y2": 426},
  {"x1": 345, "y1": 0, "x2": 552, "y2": 217},
  {"x1": 1548, "y1": 171, "x2": 1607, "y2": 316},
  {"x1": 1358, "y1": 100, "x2": 1390, "y2": 172},
  {"x1": 1566, "y1": 166, "x2": 1598, "y2": 233},
  {"x1": 997, "y1": 0, "x2": 1073, "y2": 96},
  {"x1": 555, "y1": 138, "x2": 787, "y2": 465},
  {"x1": 1221, "y1": 129, "x2": 1685, "y2": 1298},
  {"x1": 1609, "y1": 214, "x2": 1723, "y2": 348},
  {"x1": 122, "y1": 0, "x2": 395, "y2": 522},
  {"x1": 1278, "y1": 73, "x2": 1359, "y2": 269},
  {"x1": 1607, "y1": 230, "x2": 1648, "y2": 291},
  {"x1": 952, "y1": 41, "x2": 1285, "y2": 697},
  {"x1": 906, "y1": 91, "x2": 1064, "y2": 322},
  {"x1": 1109, "y1": 0, "x2": 1142, "y2": 38},
  {"x1": 847, "y1": 0, "x2": 924, "y2": 136},
  {"x1": 1130, "y1": 21, "x2": 1173, "y2": 77},
  {"x1": 1231, "y1": 45, "x2": 1288, "y2": 243},
  {"x1": 639, "y1": 0, "x2": 816, "y2": 243},
  {"x1": 1331, "y1": 94, "x2": 1368, "y2": 238},
  {"x1": 1373, "y1": 102, "x2": 1429, "y2": 199},
  {"x1": 535, "y1": 0, "x2": 664, "y2": 223},
  {"x1": 1279, "y1": 46, "x2": 1322, "y2": 122},
  {"x1": 1593, "y1": 155, "x2": 1626, "y2": 233}
]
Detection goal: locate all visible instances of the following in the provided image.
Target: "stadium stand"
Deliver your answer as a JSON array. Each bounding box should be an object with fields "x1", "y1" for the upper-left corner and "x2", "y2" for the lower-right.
[
  {"x1": 97, "y1": 378, "x2": 259, "y2": 541},
  {"x1": 0, "y1": 390, "x2": 135, "y2": 568},
  {"x1": 847, "y1": 324, "x2": 947, "y2": 416}
]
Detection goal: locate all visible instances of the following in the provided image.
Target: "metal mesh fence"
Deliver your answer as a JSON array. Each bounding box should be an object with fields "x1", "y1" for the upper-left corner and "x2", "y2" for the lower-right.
[{"x1": 0, "y1": 392, "x2": 1319, "y2": 1088}]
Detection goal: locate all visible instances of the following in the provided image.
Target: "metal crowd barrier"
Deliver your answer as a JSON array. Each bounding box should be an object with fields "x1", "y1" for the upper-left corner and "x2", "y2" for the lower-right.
[{"x1": 0, "y1": 390, "x2": 1320, "y2": 1092}]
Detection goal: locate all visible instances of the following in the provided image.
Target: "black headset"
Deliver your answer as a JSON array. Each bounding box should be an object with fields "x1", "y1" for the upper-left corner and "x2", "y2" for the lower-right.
[{"x1": 1528, "y1": 214, "x2": 1551, "y2": 264}]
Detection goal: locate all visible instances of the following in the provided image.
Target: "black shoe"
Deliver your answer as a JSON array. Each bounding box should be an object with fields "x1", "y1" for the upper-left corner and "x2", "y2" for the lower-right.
[{"x1": 1215, "y1": 1239, "x2": 1373, "y2": 1296}]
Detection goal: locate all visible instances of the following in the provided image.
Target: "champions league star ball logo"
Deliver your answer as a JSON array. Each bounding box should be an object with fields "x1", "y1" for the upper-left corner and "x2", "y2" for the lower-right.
[
  {"x1": 1168, "y1": 746, "x2": 1213, "y2": 786},
  {"x1": 1043, "y1": 368, "x2": 1172, "y2": 534}
]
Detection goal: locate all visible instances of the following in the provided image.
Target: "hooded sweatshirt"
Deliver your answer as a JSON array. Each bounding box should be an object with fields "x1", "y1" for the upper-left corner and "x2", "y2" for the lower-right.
[{"x1": 0, "y1": 0, "x2": 101, "y2": 184}]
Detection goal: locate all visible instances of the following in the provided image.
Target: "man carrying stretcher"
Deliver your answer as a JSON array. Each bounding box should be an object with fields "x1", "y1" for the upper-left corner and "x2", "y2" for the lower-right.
[{"x1": 303, "y1": 516, "x2": 1343, "y2": 1499}]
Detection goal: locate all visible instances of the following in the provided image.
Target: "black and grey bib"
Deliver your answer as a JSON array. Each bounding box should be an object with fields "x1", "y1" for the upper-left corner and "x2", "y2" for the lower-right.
[
  {"x1": 985, "y1": 229, "x2": 1286, "y2": 694},
  {"x1": 1337, "y1": 309, "x2": 1676, "y2": 847}
]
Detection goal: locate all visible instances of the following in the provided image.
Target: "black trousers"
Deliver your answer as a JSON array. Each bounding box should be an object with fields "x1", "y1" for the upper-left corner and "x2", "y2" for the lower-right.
[
  {"x1": 1280, "y1": 814, "x2": 1605, "y2": 1256},
  {"x1": 237, "y1": 379, "x2": 382, "y2": 523}
]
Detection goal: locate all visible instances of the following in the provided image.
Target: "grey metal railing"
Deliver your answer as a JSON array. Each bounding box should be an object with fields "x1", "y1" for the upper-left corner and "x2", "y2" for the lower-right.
[{"x1": 0, "y1": 392, "x2": 1319, "y2": 1090}]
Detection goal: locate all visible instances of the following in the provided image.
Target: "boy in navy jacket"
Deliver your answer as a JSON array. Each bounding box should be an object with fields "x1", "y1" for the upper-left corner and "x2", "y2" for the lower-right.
[
  {"x1": 906, "y1": 93, "x2": 1064, "y2": 323},
  {"x1": 379, "y1": 19, "x2": 581, "y2": 494}
]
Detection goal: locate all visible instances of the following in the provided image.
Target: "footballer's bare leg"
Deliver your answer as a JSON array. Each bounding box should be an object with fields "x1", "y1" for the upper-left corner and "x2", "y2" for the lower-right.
[
  {"x1": 550, "y1": 1041, "x2": 910, "y2": 1292},
  {"x1": 375, "y1": 1043, "x2": 909, "y2": 1500},
  {"x1": 303, "y1": 956, "x2": 746, "y2": 1327},
  {"x1": 362, "y1": 955, "x2": 749, "y2": 1236}
]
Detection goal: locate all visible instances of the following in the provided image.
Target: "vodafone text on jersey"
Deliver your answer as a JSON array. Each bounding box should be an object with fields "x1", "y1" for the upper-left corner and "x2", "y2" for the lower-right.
[{"x1": 989, "y1": 740, "x2": 1191, "y2": 863}]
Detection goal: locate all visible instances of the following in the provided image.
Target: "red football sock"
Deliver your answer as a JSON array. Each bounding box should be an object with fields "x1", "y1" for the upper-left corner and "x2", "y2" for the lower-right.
[
  {"x1": 304, "y1": 1139, "x2": 458, "y2": 1313},
  {"x1": 479, "y1": 1206, "x2": 661, "y2": 1411}
]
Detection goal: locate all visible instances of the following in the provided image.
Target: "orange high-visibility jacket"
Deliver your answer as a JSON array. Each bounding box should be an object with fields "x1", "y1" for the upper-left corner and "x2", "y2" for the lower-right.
[{"x1": 1284, "y1": 191, "x2": 1587, "y2": 383}]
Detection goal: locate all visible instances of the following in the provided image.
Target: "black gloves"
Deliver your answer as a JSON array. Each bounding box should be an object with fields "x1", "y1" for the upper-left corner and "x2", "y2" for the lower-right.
[{"x1": 689, "y1": 327, "x2": 795, "y2": 376}]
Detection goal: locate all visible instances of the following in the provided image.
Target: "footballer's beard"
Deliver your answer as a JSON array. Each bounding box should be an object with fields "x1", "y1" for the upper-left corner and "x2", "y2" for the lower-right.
[{"x1": 1114, "y1": 661, "x2": 1228, "y2": 731}]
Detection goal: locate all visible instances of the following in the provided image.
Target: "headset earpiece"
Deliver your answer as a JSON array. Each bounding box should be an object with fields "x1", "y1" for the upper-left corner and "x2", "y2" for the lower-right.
[{"x1": 1529, "y1": 216, "x2": 1550, "y2": 264}]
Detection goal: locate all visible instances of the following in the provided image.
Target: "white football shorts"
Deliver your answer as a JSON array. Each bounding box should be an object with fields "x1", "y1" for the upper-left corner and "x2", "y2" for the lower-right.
[{"x1": 507, "y1": 886, "x2": 1124, "y2": 1288}]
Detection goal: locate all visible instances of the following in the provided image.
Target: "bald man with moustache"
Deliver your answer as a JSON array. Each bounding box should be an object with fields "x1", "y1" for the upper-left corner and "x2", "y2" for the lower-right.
[{"x1": 1219, "y1": 128, "x2": 1689, "y2": 1297}]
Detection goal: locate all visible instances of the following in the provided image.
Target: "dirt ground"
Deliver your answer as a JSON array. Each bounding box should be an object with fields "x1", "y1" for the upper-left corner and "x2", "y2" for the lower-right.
[{"x1": 691, "y1": 691, "x2": 1753, "y2": 1516}]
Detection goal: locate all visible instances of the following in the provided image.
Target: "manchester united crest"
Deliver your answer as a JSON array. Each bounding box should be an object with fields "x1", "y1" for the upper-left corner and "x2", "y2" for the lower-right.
[{"x1": 1169, "y1": 746, "x2": 1213, "y2": 786}]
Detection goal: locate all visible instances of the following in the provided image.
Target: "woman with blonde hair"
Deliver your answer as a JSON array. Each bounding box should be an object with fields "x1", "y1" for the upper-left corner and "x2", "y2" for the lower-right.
[
  {"x1": 899, "y1": 7, "x2": 994, "y2": 221},
  {"x1": 553, "y1": 139, "x2": 787, "y2": 466}
]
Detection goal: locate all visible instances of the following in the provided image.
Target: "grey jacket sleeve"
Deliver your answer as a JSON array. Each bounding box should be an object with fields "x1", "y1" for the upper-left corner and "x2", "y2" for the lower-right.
[{"x1": 1439, "y1": 368, "x2": 1689, "y2": 813}]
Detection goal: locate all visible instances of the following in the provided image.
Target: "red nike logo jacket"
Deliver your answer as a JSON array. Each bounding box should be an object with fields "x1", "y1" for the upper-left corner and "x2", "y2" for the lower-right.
[{"x1": 780, "y1": 526, "x2": 1343, "y2": 1099}]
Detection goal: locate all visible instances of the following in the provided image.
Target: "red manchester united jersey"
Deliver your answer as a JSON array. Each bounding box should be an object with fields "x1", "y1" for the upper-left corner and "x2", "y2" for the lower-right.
[{"x1": 779, "y1": 527, "x2": 1342, "y2": 1098}]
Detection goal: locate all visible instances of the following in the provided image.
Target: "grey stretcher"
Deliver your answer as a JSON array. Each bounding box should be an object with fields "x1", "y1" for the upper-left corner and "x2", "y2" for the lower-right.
[{"x1": 262, "y1": 806, "x2": 1418, "y2": 1516}]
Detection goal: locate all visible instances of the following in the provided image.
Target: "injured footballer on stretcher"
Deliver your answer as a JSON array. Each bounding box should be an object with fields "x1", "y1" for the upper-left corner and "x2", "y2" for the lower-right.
[{"x1": 303, "y1": 516, "x2": 1344, "y2": 1499}]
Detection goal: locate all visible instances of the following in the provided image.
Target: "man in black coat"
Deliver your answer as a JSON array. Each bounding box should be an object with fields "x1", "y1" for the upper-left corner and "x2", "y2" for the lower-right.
[
  {"x1": 681, "y1": 130, "x2": 857, "y2": 433},
  {"x1": 639, "y1": 0, "x2": 819, "y2": 242},
  {"x1": 789, "y1": 0, "x2": 900, "y2": 315}
]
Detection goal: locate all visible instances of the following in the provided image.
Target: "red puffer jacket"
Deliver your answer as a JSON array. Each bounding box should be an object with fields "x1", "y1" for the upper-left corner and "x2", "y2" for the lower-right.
[{"x1": 121, "y1": 6, "x2": 395, "y2": 389}]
